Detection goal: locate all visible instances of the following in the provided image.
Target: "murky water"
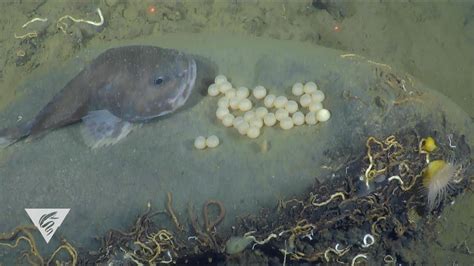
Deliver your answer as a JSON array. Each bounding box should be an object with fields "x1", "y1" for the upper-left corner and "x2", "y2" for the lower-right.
[{"x1": 0, "y1": 1, "x2": 472, "y2": 265}]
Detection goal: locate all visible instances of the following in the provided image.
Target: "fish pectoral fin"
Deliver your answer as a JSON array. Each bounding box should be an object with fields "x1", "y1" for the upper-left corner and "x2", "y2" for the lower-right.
[{"x1": 80, "y1": 110, "x2": 136, "y2": 149}]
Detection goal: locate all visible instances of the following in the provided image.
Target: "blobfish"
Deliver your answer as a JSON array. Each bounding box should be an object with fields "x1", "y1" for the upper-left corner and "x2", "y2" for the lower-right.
[{"x1": 0, "y1": 45, "x2": 197, "y2": 149}]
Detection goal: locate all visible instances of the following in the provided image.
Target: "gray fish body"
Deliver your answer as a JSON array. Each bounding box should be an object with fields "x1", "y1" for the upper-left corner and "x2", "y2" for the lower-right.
[{"x1": 0, "y1": 46, "x2": 197, "y2": 148}]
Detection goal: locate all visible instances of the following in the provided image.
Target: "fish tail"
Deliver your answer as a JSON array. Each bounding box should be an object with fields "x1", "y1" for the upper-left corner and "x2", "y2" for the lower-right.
[{"x1": 0, "y1": 120, "x2": 33, "y2": 148}]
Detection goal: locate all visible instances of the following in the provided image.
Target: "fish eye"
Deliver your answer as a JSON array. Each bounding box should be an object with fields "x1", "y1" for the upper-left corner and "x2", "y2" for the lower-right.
[{"x1": 154, "y1": 76, "x2": 164, "y2": 85}]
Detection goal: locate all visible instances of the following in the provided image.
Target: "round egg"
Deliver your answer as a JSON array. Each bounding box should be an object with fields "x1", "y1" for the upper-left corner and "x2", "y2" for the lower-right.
[
  {"x1": 222, "y1": 114, "x2": 235, "y2": 127},
  {"x1": 305, "y1": 111, "x2": 318, "y2": 125},
  {"x1": 255, "y1": 107, "x2": 268, "y2": 118},
  {"x1": 309, "y1": 102, "x2": 323, "y2": 112},
  {"x1": 236, "y1": 87, "x2": 250, "y2": 99},
  {"x1": 247, "y1": 126, "x2": 260, "y2": 139},
  {"x1": 218, "y1": 97, "x2": 230, "y2": 108},
  {"x1": 292, "y1": 112, "x2": 305, "y2": 126},
  {"x1": 303, "y1": 81, "x2": 318, "y2": 94},
  {"x1": 253, "y1": 86, "x2": 267, "y2": 100},
  {"x1": 285, "y1": 100, "x2": 299, "y2": 113},
  {"x1": 206, "y1": 135, "x2": 220, "y2": 148},
  {"x1": 300, "y1": 94, "x2": 312, "y2": 108},
  {"x1": 225, "y1": 88, "x2": 236, "y2": 98},
  {"x1": 249, "y1": 117, "x2": 263, "y2": 128},
  {"x1": 244, "y1": 111, "x2": 256, "y2": 122},
  {"x1": 292, "y1": 82, "x2": 304, "y2": 96},
  {"x1": 316, "y1": 109, "x2": 331, "y2": 122},
  {"x1": 275, "y1": 108, "x2": 289, "y2": 121},
  {"x1": 214, "y1": 75, "x2": 227, "y2": 85},
  {"x1": 239, "y1": 99, "x2": 253, "y2": 112},
  {"x1": 233, "y1": 116, "x2": 245, "y2": 128},
  {"x1": 216, "y1": 107, "x2": 229, "y2": 120},
  {"x1": 263, "y1": 113, "x2": 277, "y2": 127},
  {"x1": 312, "y1": 90, "x2": 325, "y2": 102},
  {"x1": 194, "y1": 136, "x2": 207, "y2": 150},
  {"x1": 280, "y1": 117, "x2": 294, "y2": 130},
  {"x1": 229, "y1": 97, "x2": 241, "y2": 110},
  {"x1": 218, "y1": 81, "x2": 232, "y2": 94},
  {"x1": 274, "y1": 96, "x2": 288, "y2": 109},
  {"x1": 208, "y1": 83, "x2": 219, "y2": 96},
  {"x1": 237, "y1": 122, "x2": 250, "y2": 135},
  {"x1": 264, "y1": 94, "x2": 276, "y2": 108}
]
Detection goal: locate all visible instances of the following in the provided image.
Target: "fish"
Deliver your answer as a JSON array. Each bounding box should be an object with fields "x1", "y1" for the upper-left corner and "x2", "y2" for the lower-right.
[{"x1": 0, "y1": 45, "x2": 197, "y2": 149}]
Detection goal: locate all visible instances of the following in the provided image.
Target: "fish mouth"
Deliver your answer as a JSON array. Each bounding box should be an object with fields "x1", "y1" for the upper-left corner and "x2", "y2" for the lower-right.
[{"x1": 172, "y1": 55, "x2": 197, "y2": 111}]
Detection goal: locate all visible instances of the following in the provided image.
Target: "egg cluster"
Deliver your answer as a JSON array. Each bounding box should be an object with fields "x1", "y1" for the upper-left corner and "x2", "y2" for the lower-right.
[
  {"x1": 208, "y1": 75, "x2": 331, "y2": 139},
  {"x1": 194, "y1": 135, "x2": 220, "y2": 150}
]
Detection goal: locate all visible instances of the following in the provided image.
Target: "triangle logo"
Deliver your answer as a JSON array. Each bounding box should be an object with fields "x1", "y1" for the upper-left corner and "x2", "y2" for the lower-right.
[{"x1": 25, "y1": 208, "x2": 70, "y2": 243}]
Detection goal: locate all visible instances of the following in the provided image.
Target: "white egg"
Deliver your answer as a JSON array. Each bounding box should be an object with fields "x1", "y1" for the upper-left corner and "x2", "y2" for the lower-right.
[
  {"x1": 316, "y1": 109, "x2": 331, "y2": 122},
  {"x1": 303, "y1": 81, "x2": 318, "y2": 94},
  {"x1": 236, "y1": 87, "x2": 250, "y2": 99},
  {"x1": 280, "y1": 117, "x2": 294, "y2": 130},
  {"x1": 305, "y1": 111, "x2": 318, "y2": 125},
  {"x1": 217, "y1": 97, "x2": 230, "y2": 108},
  {"x1": 309, "y1": 102, "x2": 323, "y2": 112},
  {"x1": 249, "y1": 117, "x2": 263, "y2": 128},
  {"x1": 225, "y1": 88, "x2": 237, "y2": 98},
  {"x1": 233, "y1": 116, "x2": 245, "y2": 128},
  {"x1": 300, "y1": 94, "x2": 312, "y2": 108},
  {"x1": 237, "y1": 122, "x2": 250, "y2": 135},
  {"x1": 312, "y1": 90, "x2": 325, "y2": 102},
  {"x1": 274, "y1": 96, "x2": 288, "y2": 109},
  {"x1": 275, "y1": 108, "x2": 289, "y2": 121},
  {"x1": 216, "y1": 107, "x2": 229, "y2": 120},
  {"x1": 255, "y1": 107, "x2": 268, "y2": 118},
  {"x1": 292, "y1": 82, "x2": 304, "y2": 96},
  {"x1": 208, "y1": 83, "x2": 220, "y2": 96},
  {"x1": 206, "y1": 135, "x2": 220, "y2": 148},
  {"x1": 218, "y1": 81, "x2": 232, "y2": 94},
  {"x1": 263, "y1": 113, "x2": 277, "y2": 127},
  {"x1": 285, "y1": 100, "x2": 299, "y2": 113},
  {"x1": 239, "y1": 99, "x2": 253, "y2": 112},
  {"x1": 247, "y1": 126, "x2": 261, "y2": 139},
  {"x1": 253, "y1": 86, "x2": 267, "y2": 100},
  {"x1": 229, "y1": 97, "x2": 241, "y2": 110},
  {"x1": 214, "y1": 75, "x2": 227, "y2": 85},
  {"x1": 244, "y1": 111, "x2": 256, "y2": 122},
  {"x1": 292, "y1": 112, "x2": 305, "y2": 126},
  {"x1": 264, "y1": 94, "x2": 276, "y2": 108},
  {"x1": 222, "y1": 114, "x2": 235, "y2": 127},
  {"x1": 194, "y1": 136, "x2": 207, "y2": 150}
]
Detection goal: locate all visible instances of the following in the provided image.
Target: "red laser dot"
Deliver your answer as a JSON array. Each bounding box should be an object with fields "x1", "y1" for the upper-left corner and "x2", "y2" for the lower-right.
[{"x1": 147, "y1": 5, "x2": 157, "y2": 14}]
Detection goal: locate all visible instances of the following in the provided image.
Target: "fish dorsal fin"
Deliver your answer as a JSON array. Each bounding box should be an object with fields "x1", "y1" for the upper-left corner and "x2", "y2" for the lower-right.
[{"x1": 80, "y1": 110, "x2": 136, "y2": 149}]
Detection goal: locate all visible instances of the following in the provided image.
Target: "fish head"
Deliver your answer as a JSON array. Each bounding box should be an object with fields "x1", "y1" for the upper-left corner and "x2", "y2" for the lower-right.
[{"x1": 123, "y1": 48, "x2": 197, "y2": 121}]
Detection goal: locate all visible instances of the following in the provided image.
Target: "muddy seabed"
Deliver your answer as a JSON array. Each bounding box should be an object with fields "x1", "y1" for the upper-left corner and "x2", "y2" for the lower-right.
[
  {"x1": 0, "y1": 33, "x2": 472, "y2": 264},
  {"x1": 0, "y1": 1, "x2": 474, "y2": 264}
]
